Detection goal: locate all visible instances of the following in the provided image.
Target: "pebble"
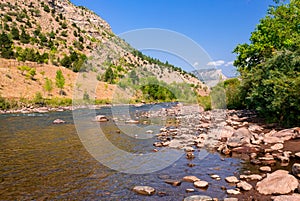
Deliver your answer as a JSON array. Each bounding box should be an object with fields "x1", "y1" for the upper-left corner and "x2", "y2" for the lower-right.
[
  {"x1": 185, "y1": 188, "x2": 195, "y2": 193},
  {"x1": 132, "y1": 186, "x2": 155, "y2": 196},
  {"x1": 164, "y1": 179, "x2": 181, "y2": 186},
  {"x1": 210, "y1": 174, "x2": 221, "y2": 180},
  {"x1": 182, "y1": 176, "x2": 200, "y2": 183},
  {"x1": 259, "y1": 166, "x2": 272, "y2": 172},
  {"x1": 237, "y1": 181, "x2": 253, "y2": 191},
  {"x1": 226, "y1": 189, "x2": 240, "y2": 195},
  {"x1": 225, "y1": 176, "x2": 239, "y2": 183},
  {"x1": 240, "y1": 174, "x2": 263, "y2": 181},
  {"x1": 194, "y1": 180, "x2": 209, "y2": 188}
]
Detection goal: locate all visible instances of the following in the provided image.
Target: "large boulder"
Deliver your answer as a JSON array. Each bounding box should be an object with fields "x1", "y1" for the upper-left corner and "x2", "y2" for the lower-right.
[
  {"x1": 227, "y1": 127, "x2": 252, "y2": 148},
  {"x1": 256, "y1": 170, "x2": 298, "y2": 195},
  {"x1": 271, "y1": 194, "x2": 300, "y2": 201}
]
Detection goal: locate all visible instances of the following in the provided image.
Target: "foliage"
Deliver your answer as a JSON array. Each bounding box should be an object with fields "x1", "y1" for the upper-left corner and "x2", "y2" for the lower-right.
[
  {"x1": 233, "y1": 0, "x2": 300, "y2": 126},
  {"x1": 44, "y1": 78, "x2": 53, "y2": 95},
  {"x1": 33, "y1": 92, "x2": 44, "y2": 105},
  {"x1": 55, "y1": 69, "x2": 65, "y2": 95},
  {"x1": 83, "y1": 91, "x2": 89, "y2": 101},
  {"x1": 104, "y1": 66, "x2": 115, "y2": 84},
  {"x1": 18, "y1": 65, "x2": 36, "y2": 80},
  {"x1": 60, "y1": 51, "x2": 87, "y2": 72},
  {"x1": 197, "y1": 96, "x2": 211, "y2": 111},
  {"x1": 0, "y1": 32, "x2": 14, "y2": 59}
]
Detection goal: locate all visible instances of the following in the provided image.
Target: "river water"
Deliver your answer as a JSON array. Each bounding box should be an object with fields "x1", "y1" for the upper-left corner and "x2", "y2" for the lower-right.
[{"x1": 0, "y1": 104, "x2": 246, "y2": 200}]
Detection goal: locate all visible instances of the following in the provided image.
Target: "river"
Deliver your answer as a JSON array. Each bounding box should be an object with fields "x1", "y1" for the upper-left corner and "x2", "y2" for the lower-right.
[{"x1": 0, "y1": 104, "x2": 247, "y2": 200}]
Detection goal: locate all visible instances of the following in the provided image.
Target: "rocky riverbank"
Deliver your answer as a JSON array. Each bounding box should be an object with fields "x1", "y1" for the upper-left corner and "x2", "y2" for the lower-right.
[{"x1": 133, "y1": 103, "x2": 300, "y2": 200}]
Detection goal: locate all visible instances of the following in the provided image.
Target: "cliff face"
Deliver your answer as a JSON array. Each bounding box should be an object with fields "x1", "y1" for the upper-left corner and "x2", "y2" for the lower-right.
[{"x1": 0, "y1": 0, "x2": 208, "y2": 100}]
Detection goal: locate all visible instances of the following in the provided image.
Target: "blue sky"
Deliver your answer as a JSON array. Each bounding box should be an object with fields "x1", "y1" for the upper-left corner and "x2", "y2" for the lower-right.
[{"x1": 70, "y1": 0, "x2": 275, "y2": 77}]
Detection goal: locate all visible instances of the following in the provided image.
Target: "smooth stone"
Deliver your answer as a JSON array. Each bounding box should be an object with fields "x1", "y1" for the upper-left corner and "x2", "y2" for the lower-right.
[
  {"x1": 227, "y1": 128, "x2": 252, "y2": 148},
  {"x1": 146, "y1": 130, "x2": 153, "y2": 134},
  {"x1": 270, "y1": 143, "x2": 284, "y2": 151},
  {"x1": 226, "y1": 189, "x2": 240, "y2": 195},
  {"x1": 225, "y1": 176, "x2": 239, "y2": 183},
  {"x1": 224, "y1": 198, "x2": 238, "y2": 201},
  {"x1": 183, "y1": 176, "x2": 200, "y2": 183},
  {"x1": 164, "y1": 179, "x2": 181, "y2": 186},
  {"x1": 292, "y1": 163, "x2": 300, "y2": 178},
  {"x1": 240, "y1": 174, "x2": 263, "y2": 181},
  {"x1": 132, "y1": 186, "x2": 155, "y2": 196},
  {"x1": 186, "y1": 152, "x2": 195, "y2": 159},
  {"x1": 194, "y1": 180, "x2": 209, "y2": 188},
  {"x1": 184, "y1": 147, "x2": 195, "y2": 152},
  {"x1": 256, "y1": 170, "x2": 298, "y2": 195},
  {"x1": 271, "y1": 194, "x2": 300, "y2": 201},
  {"x1": 259, "y1": 166, "x2": 272, "y2": 172},
  {"x1": 237, "y1": 181, "x2": 252, "y2": 191},
  {"x1": 186, "y1": 188, "x2": 195, "y2": 193},
  {"x1": 183, "y1": 195, "x2": 213, "y2": 201},
  {"x1": 53, "y1": 119, "x2": 65, "y2": 124},
  {"x1": 94, "y1": 115, "x2": 109, "y2": 122},
  {"x1": 295, "y1": 152, "x2": 300, "y2": 158},
  {"x1": 210, "y1": 174, "x2": 221, "y2": 180},
  {"x1": 125, "y1": 119, "x2": 139, "y2": 124}
]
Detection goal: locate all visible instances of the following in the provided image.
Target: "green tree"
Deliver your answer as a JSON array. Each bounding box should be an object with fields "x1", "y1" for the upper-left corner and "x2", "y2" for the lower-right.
[
  {"x1": 20, "y1": 28, "x2": 30, "y2": 44},
  {"x1": 44, "y1": 78, "x2": 53, "y2": 96},
  {"x1": 11, "y1": 27, "x2": 20, "y2": 40},
  {"x1": 55, "y1": 69, "x2": 65, "y2": 95},
  {"x1": 0, "y1": 32, "x2": 14, "y2": 59},
  {"x1": 104, "y1": 66, "x2": 115, "y2": 84},
  {"x1": 233, "y1": 0, "x2": 300, "y2": 126}
]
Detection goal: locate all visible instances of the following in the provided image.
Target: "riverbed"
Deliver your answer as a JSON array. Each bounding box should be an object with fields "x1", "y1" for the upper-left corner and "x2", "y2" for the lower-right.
[{"x1": 0, "y1": 104, "x2": 263, "y2": 200}]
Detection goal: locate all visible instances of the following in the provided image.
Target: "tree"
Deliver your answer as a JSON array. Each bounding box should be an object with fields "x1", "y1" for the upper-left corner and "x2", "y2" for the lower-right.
[
  {"x1": 55, "y1": 69, "x2": 65, "y2": 95},
  {"x1": 104, "y1": 66, "x2": 115, "y2": 84},
  {"x1": 44, "y1": 78, "x2": 53, "y2": 96},
  {"x1": 0, "y1": 32, "x2": 14, "y2": 59},
  {"x1": 233, "y1": 0, "x2": 300, "y2": 126},
  {"x1": 11, "y1": 27, "x2": 20, "y2": 40},
  {"x1": 20, "y1": 28, "x2": 30, "y2": 44}
]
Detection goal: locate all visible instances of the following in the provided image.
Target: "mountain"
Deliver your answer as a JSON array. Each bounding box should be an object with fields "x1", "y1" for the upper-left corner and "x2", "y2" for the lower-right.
[
  {"x1": 0, "y1": 0, "x2": 208, "y2": 103},
  {"x1": 192, "y1": 68, "x2": 227, "y2": 87}
]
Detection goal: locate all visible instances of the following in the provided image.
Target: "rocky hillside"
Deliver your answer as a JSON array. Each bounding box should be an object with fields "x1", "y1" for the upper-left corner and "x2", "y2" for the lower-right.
[{"x1": 0, "y1": 0, "x2": 207, "y2": 102}]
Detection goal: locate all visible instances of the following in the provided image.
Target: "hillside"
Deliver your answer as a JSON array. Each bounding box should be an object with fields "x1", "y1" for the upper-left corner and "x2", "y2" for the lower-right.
[{"x1": 0, "y1": 0, "x2": 208, "y2": 105}]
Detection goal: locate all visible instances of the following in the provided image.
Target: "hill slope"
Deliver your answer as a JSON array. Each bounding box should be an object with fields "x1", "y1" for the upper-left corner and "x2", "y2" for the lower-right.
[{"x1": 0, "y1": 0, "x2": 208, "y2": 103}]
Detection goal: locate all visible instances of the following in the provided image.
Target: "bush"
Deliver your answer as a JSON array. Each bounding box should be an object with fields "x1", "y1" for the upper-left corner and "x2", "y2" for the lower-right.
[{"x1": 198, "y1": 96, "x2": 211, "y2": 111}]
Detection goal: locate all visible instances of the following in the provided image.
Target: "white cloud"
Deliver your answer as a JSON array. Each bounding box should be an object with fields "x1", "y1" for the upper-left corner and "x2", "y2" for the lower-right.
[
  {"x1": 193, "y1": 62, "x2": 199, "y2": 67},
  {"x1": 225, "y1": 61, "x2": 234, "y2": 67},
  {"x1": 207, "y1": 60, "x2": 225, "y2": 67}
]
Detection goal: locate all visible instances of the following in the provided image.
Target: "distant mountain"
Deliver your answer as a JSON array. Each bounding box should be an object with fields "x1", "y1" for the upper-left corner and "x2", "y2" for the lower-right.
[{"x1": 192, "y1": 68, "x2": 227, "y2": 87}]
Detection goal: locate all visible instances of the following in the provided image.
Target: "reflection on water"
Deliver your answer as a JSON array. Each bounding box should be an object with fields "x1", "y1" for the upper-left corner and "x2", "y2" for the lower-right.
[{"x1": 0, "y1": 104, "x2": 243, "y2": 200}]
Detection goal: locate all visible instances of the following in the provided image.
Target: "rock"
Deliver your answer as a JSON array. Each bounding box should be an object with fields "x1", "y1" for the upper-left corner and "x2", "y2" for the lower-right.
[
  {"x1": 125, "y1": 119, "x2": 139, "y2": 124},
  {"x1": 94, "y1": 115, "x2": 109, "y2": 122},
  {"x1": 184, "y1": 147, "x2": 195, "y2": 152},
  {"x1": 271, "y1": 194, "x2": 300, "y2": 201},
  {"x1": 183, "y1": 195, "x2": 213, "y2": 201},
  {"x1": 231, "y1": 146, "x2": 260, "y2": 154},
  {"x1": 132, "y1": 186, "x2": 155, "y2": 196},
  {"x1": 183, "y1": 176, "x2": 200, "y2": 183},
  {"x1": 237, "y1": 181, "x2": 252, "y2": 191},
  {"x1": 146, "y1": 130, "x2": 153, "y2": 134},
  {"x1": 153, "y1": 142, "x2": 162, "y2": 147},
  {"x1": 295, "y1": 152, "x2": 300, "y2": 158},
  {"x1": 270, "y1": 143, "x2": 284, "y2": 151},
  {"x1": 185, "y1": 188, "x2": 195, "y2": 193},
  {"x1": 53, "y1": 119, "x2": 65, "y2": 124},
  {"x1": 240, "y1": 174, "x2": 263, "y2": 181},
  {"x1": 210, "y1": 174, "x2": 221, "y2": 180},
  {"x1": 259, "y1": 166, "x2": 272, "y2": 172},
  {"x1": 248, "y1": 124, "x2": 263, "y2": 133},
  {"x1": 224, "y1": 198, "x2": 238, "y2": 201},
  {"x1": 227, "y1": 128, "x2": 252, "y2": 148},
  {"x1": 256, "y1": 170, "x2": 298, "y2": 195},
  {"x1": 226, "y1": 189, "x2": 240, "y2": 195},
  {"x1": 186, "y1": 152, "x2": 195, "y2": 159},
  {"x1": 225, "y1": 176, "x2": 239, "y2": 183},
  {"x1": 194, "y1": 180, "x2": 209, "y2": 188},
  {"x1": 292, "y1": 163, "x2": 300, "y2": 178},
  {"x1": 164, "y1": 179, "x2": 181, "y2": 186}
]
